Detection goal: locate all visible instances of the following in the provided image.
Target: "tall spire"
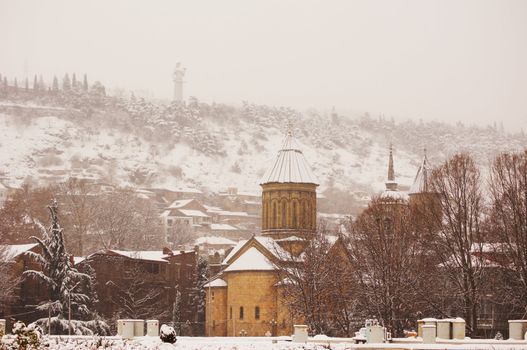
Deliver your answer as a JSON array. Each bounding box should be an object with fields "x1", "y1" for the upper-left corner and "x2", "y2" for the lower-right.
[
  {"x1": 387, "y1": 144, "x2": 395, "y2": 181},
  {"x1": 409, "y1": 147, "x2": 430, "y2": 194},
  {"x1": 385, "y1": 144, "x2": 398, "y2": 191}
]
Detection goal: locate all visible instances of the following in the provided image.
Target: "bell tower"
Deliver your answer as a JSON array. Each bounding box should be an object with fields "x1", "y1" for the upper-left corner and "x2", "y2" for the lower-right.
[{"x1": 260, "y1": 128, "x2": 319, "y2": 239}]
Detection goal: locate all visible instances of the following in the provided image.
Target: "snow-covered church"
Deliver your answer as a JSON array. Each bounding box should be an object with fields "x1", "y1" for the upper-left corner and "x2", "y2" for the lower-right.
[
  {"x1": 203, "y1": 130, "x2": 323, "y2": 337},
  {"x1": 203, "y1": 132, "x2": 432, "y2": 337}
]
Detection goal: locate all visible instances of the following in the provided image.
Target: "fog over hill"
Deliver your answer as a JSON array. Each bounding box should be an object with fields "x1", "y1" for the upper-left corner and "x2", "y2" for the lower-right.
[{"x1": 0, "y1": 87, "x2": 526, "y2": 208}]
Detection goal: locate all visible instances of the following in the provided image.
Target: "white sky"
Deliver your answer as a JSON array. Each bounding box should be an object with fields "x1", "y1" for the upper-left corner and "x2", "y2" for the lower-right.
[{"x1": 1, "y1": 0, "x2": 526, "y2": 130}]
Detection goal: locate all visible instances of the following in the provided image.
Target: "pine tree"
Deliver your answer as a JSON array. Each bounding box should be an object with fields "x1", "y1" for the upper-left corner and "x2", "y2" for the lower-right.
[
  {"x1": 63, "y1": 73, "x2": 71, "y2": 91},
  {"x1": 23, "y1": 200, "x2": 95, "y2": 333},
  {"x1": 52, "y1": 76, "x2": 59, "y2": 92},
  {"x1": 82, "y1": 74, "x2": 88, "y2": 92},
  {"x1": 172, "y1": 286, "x2": 182, "y2": 335},
  {"x1": 24, "y1": 78, "x2": 29, "y2": 92},
  {"x1": 14, "y1": 78, "x2": 18, "y2": 92},
  {"x1": 33, "y1": 75, "x2": 38, "y2": 91},
  {"x1": 2, "y1": 77, "x2": 7, "y2": 91},
  {"x1": 72, "y1": 73, "x2": 77, "y2": 89},
  {"x1": 191, "y1": 257, "x2": 208, "y2": 327}
]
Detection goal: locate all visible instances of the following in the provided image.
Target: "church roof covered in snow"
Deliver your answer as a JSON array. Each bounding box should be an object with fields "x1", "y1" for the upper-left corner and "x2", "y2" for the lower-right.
[
  {"x1": 0, "y1": 243, "x2": 38, "y2": 262},
  {"x1": 409, "y1": 151, "x2": 430, "y2": 194},
  {"x1": 260, "y1": 130, "x2": 319, "y2": 185},
  {"x1": 224, "y1": 246, "x2": 276, "y2": 272},
  {"x1": 203, "y1": 278, "x2": 227, "y2": 288}
]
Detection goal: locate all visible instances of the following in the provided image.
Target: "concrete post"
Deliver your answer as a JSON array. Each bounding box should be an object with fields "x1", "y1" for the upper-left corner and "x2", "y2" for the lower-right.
[
  {"x1": 422, "y1": 325, "x2": 436, "y2": 344},
  {"x1": 116, "y1": 319, "x2": 124, "y2": 336},
  {"x1": 293, "y1": 325, "x2": 308, "y2": 343},
  {"x1": 0, "y1": 319, "x2": 5, "y2": 335},
  {"x1": 422, "y1": 318, "x2": 437, "y2": 338},
  {"x1": 121, "y1": 319, "x2": 134, "y2": 339},
  {"x1": 133, "y1": 319, "x2": 145, "y2": 337},
  {"x1": 436, "y1": 319, "x2": 451, "y2": 339},
  {"x1": 417, "y1": 319, "x2": 424, "y2": 338},
  {"x1": 146, "y1": 320, "x2": 159, "y2": 337},
  {"x1": 508, "y1": 320, "x2": 527, "y2": 340},
  {"x1": 366, "y1": 325, "x2": 384, "y2": 344},
  {"x1": 452, "y1": 318, "x2": 465, "y2": 340}
]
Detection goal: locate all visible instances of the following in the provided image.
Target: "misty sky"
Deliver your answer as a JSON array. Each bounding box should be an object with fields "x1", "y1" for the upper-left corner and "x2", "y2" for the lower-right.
[{"x1": 1, "y1": 0, "x2": 526, "y2": 129}]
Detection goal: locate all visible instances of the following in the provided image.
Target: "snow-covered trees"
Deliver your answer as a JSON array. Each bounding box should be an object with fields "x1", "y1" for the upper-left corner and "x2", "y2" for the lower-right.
[
  {"x1": 0, "y1": 247, "x2": 21, "y2": 312},
  {"x1": 428, "y1": 153, "x2": 486, "y2": 335},
  {"x1": 190, "y1": 256, "x2": 208, "y2": 334},
  {"x1": 172, "y1": 287, "x2": 182, "y2": 334},
  {"x1": 488, "y1": 150, "x2": 527, "y2": 316},
  {"x1": 23, "y1": 200, "x2": 100, "y2": 334}
]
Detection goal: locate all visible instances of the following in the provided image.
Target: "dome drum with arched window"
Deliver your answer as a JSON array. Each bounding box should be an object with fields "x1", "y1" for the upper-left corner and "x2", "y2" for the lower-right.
[{"x1": 260, "y1": 130, "x2": 319, "y2": 239}]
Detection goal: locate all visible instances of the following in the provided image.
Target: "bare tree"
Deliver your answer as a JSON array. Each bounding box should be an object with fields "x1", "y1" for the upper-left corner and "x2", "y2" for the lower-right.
[
  {"x1": 90, "y1": 189, "x2": 164, "y2": 252},
  {"x1": 274, "y1": 223, "x2": 358, "y2": 336},
  {"x1": 59, "y1": 178, "x2": 96, "y2": 256},
  {"x1": 428, "y1": 153, "x2": 486, "y2": 335},
  {"x1": 106, "y1": 261, "x2": 169, "y2": 320},
  {"x1": 488, "y1": 149, "x2": 527, "y2": 317},
  {"x1": 167, "y1": 220, "x2": 194, "y2": 249},
  {"x1": 349, "y1": 198, "x2": 433, "y2": 337}
]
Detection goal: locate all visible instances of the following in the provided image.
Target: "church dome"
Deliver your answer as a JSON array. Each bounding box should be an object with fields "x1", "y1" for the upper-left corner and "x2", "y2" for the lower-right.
[{"x1": 260, "y1": 131, "x2": 319, "y2": 185}]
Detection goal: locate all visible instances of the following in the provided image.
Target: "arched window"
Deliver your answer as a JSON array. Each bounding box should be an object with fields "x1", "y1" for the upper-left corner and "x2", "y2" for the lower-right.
[
  {"x1": 281, "y1": 199, "x2": 287, "y2": 228},
  {"x1": 272, "y1": 201, "x2": 277, "y2": 229},
  {"x1": 239, "y1": 306, "x2": 244, "y2": 320},
  {"x1": 292, "y1": 201, "x2": 298, "y2": 228},
  {"x1": 255, "y1": 306, "x2": 260, "y2": 320}
]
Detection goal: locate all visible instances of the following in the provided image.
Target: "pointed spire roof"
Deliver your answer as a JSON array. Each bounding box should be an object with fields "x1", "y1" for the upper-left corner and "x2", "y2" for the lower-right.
[
  {"x1": 260, "y1": 128, "x2": 319, "y2": 185},
  {"x1": 409, "y1": 148, "x2": 430, "y2": 194},
  {"x1": 385, "y1": 144, "x2": 397, "y2": 191}
]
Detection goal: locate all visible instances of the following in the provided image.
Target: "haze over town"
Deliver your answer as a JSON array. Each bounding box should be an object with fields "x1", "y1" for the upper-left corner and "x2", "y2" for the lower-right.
[{"x1": 1, "y1": 0, "x2": 526, "y2": 130}]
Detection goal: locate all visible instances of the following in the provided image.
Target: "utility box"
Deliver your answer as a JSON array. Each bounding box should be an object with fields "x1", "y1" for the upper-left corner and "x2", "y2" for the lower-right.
[
  {"x1": 452, "y1": 318, "x2": 465, "y2": 340},
  {"x1": 366, "y1": 325, "x2": 384, "y2": 343},
  {"x1": 422, "y1": 325, "x2": 436, "y2": 344},
  {"x1": 508, "y1": 320, "x2": 527, "y2": 340},
  {"x1": 0, "y1": 319, "x2": 5, "y2": 335},
  {"x1": 133, "y1": 319, "x2": 145, "y2": 337},
  {"x1": 120, "y1": 319, "x2": 134, "y2": 339},
  {"x1": 146, "y1": 320, "x2": 159, "y2": 337},
  {"x1": 293, "y1": 325, "x2": 308, "y2": 343},
  {"x1": 436, "y1": 319, "x2": 452, "y2": 339}
]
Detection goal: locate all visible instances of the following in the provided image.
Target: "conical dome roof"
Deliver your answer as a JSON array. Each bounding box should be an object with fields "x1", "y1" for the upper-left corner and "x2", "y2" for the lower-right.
[
  {"x1": 409, "y1": 151, "x2": 430, "y2": 194},
  {"x1": 260, "y1": 131, "x2": 319, "y2": 185}
]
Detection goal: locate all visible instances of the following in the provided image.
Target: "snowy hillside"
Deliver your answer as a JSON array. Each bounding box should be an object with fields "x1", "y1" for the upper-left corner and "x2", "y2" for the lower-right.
[{"x1": 0, "y1": 97, "x2": 526, "y2": 198}]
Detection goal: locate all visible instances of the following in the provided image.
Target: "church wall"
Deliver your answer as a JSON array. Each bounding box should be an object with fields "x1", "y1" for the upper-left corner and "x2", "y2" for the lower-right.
[
  {"x1": 224, "y1": 270, "x2": 281, "y2": 336},
  {"x1": 205, "y1": 286, "x2": 228, "y2": 336}
]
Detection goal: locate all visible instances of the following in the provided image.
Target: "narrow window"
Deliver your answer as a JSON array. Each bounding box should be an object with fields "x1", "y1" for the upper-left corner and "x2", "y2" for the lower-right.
[
  {"x1": 239, "y1": 306, "x2": 244, "y2": 320},
  {"x1": 211, "y1": 292, "x2": 215, "y2": 301},
  {"x1": 229, "y1": 306, "x2": 232, "y2": 319},
  {"x1": 255, "y1": 306, "x2": 260, "y2": 320},
  {"x1": 272, "y1": 202, "x2": 277, "y2": 228}
]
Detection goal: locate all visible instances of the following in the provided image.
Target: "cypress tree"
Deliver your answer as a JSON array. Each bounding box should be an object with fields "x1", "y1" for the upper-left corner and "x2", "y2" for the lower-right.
[
  {"x1": 62, "y1": 73, "x2": 71, "y2": 91},
  {"x1": 25, "y1": 78, "x2": 29, "y2": 92},
  {"x1": 14, "y1": 78, "x2": 18, "y2": 92},
  {"x1": 39, "y1": 75, "x2": 45, "y2": 91},
  {"x1": 33, "y1": 75, "x2": 39, "y2": 91},
  {"x1": 82, "y1": 74, "x2": 88, "y2": 92},
  {"x1": 52, "y1": 76, "x2": 59, "y2": 92},
  {"x1": 72, "y1": 73, "x2": 77, "y2": 89}
]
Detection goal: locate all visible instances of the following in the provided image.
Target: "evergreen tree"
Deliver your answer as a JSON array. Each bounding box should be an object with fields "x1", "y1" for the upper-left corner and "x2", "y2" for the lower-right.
[
  {"x1": 33, "y1": 75, "x2": 38, "y2": 91},
  {"x1": 2, "y1": 77, "x2": 7, "y2": 91},
  {"x1": 63, "y1": 73, "x2": 71, "y2": 91},
  {"x1": 72, "y1": 73, "x2": 77, "y2": 89},
  {"x1": 14, "y1": 78, "x2": 18, "y2": 91},
  {"x1": 24, "y1": 78, "x2": 29, "y2": 92},
  {"x1": 82, "y1": 74, "x2": 88, "y2": 92},
  {"x1": 39, "y1": 75, "x2": 45, "y2": 91},
  {"x1": 191, "y1": 257, "x2": 208, "y2": 328},
  {"x1": 52, "y1": 76, "x2": 59, "y2": 92},
  {"x1": 23, "y1": 200, "x2": 95, "y2": 333},
  {"x1": 172, "y1": 286, "x2": 182, "y2": 335}
]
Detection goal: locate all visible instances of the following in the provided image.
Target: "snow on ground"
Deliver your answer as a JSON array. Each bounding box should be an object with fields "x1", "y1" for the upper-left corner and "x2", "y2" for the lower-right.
[{"x1": 4, "y1": 335, "x2": 527, "y2": 350}]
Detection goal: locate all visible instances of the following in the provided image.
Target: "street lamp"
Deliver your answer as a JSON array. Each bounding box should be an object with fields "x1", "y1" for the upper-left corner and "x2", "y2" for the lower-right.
[{"x1": 66, "y1": 282, "x2": 80, "y2": 336}]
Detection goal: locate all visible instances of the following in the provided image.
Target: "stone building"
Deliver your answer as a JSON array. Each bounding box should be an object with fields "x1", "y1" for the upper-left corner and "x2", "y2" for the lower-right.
[{"x1": 204, "y1": 130, "x2": 320, "y2": 337}]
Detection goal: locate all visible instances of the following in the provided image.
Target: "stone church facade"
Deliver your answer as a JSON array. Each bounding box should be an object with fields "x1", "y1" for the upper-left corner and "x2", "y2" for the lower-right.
[{"x1": 204, "y1": 130, "x2": 319, "y2": 336}]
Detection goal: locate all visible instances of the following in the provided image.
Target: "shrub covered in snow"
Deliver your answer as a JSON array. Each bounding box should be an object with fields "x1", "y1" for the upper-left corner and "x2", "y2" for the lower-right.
[
  {"x1": 160, "y1": 324, "x2": 177, "y2": 344},
  {"x1": 2, "y1": 321, "x2": 42, "y2": 350}
]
